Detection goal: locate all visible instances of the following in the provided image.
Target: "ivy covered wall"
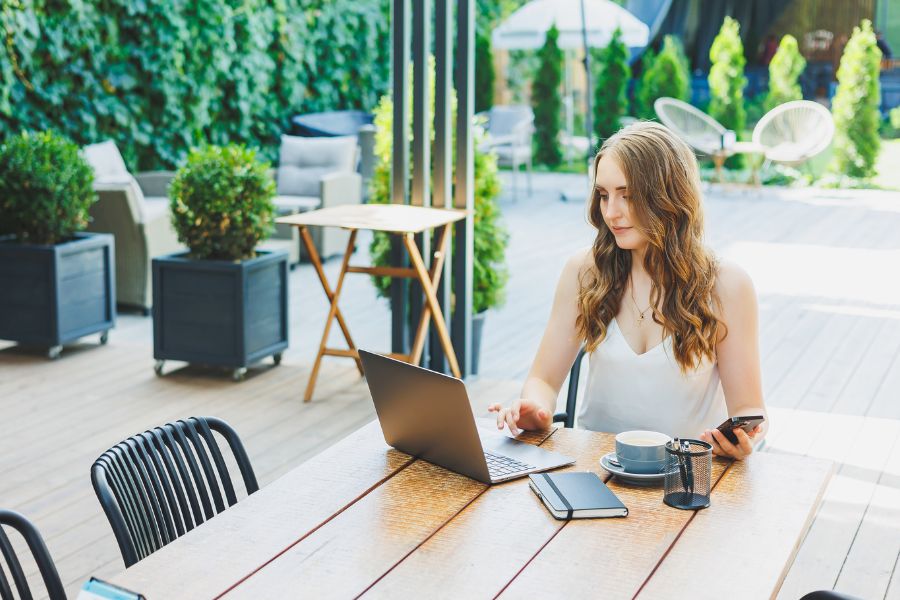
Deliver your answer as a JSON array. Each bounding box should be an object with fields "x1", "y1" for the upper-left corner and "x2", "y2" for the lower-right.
[{"x1": 0, "y1": 0, "x2": 391, "y2": 170}]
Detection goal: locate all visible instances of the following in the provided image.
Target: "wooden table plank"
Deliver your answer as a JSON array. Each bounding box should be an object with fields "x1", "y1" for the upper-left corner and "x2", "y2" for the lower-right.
[
  {"x1": 223, "y1": 460, "x2": 488, "y2": 599},
  {"x1": 637, "y1": 453, "x2": 833, "y2": 600},
  {"x1": 362, "y1": 428, "x2": 614, "y2": 599},
  {"x1": 110, "y1": 421, "x2": 414, "y2": 599},
  {"x1": 498, "y1": 450, "x2": 734, "y2": 598},
  {"x1": 220, "y1": 427, "x2": 556, "y2": 599}
]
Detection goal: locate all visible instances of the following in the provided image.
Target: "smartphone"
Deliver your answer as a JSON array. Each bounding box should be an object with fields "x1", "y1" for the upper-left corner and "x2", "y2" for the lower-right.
[{"x1": 715, "y1": 415, "x2": 765, "y2": 445}]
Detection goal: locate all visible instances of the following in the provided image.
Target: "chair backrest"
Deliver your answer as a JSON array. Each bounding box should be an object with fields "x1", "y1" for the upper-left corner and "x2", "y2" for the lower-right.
[
  {"x1": 83, "y1": 140, "x2": 130, "y2": 183},
  {"x1": 751, "y1": 100, "x2": 835, "y2": 163},
  {"x1": 487, "y1": 105, "x2": 535, "y2": 141},
  {"x1": 276, "y1": 135, "x2": 358, "y2": 196},
  {"x1": 0, "y1": 510, "x2": 66, "y2": 600},
  {"x1": 654, "y1": 97, "x2": 727, "y2": 155},
  {"x1": 553, "y1": 348, "x2": 587, "y2": 429},
  {"x1": 91, "y1": 416, "x2": 259, "y2": 568},
  {"x1": 83, "y1": 141, "x2": 146, "y2": 224}
]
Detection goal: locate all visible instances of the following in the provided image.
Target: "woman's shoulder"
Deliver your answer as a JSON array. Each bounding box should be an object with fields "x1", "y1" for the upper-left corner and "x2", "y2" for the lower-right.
[
  {"x1": 714, "y1": 259, "x2": 757, "y2": 310},
  {"x1": 566, "y1": 246, "x2": 594, "y2": 273}
]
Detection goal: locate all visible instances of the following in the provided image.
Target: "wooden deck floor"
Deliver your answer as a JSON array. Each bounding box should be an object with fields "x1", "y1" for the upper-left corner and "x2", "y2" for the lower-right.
[{"x1": 2, "y1": 174, "x2": 899, "y2": 599}]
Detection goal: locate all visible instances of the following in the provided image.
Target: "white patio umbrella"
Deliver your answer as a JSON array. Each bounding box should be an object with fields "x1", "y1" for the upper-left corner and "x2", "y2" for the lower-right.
[
  {"x1": 492, "y1": 0, "x2": 649, "y2": 170},
  {"x1": 492, "y1": 0, "x2": 649, "y2": 51}
]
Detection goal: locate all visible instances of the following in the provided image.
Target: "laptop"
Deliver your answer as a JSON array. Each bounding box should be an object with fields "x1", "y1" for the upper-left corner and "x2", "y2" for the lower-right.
[{"x1": 358, "y1": 350, "x2": 574, "y2": 484}]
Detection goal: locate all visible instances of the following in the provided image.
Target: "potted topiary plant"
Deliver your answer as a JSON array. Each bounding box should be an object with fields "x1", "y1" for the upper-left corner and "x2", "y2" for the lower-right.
[
  {"x1": 0, "y1": 131, "x2": 115, "y2": 358},
  {"x1": 152, "y1": 144, "x2": 288, "y2": 381},
  {"x1": 367, "y1": 79, "x2": 509, "y2": 375}
]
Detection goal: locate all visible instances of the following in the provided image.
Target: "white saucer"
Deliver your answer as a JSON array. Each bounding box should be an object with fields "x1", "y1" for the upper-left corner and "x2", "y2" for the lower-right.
[{"x1": 599, "y1": 452, "x2": 666, "y2": 486}]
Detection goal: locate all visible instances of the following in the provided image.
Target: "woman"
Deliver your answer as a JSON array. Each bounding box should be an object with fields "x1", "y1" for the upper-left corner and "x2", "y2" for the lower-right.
[{"x1": 489, "y1": 122, "x2": 767, "y2": 460}]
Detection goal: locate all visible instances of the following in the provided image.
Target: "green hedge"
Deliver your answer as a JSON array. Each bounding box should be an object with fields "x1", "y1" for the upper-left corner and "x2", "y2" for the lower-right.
[{"x1": 0, "y1": 0, "x2": 390, "y2": 171}]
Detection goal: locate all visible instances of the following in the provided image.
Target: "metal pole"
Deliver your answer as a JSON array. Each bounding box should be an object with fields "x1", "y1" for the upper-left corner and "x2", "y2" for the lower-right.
[
  {"x1": 410, "y1": 0, "x2": 431, "y2": 363},
  {"x1": 580, "y1": 0, "x2": 594, "y2": 163},
  {"x1": 391, "y1": 0, "x2": 411, "y2": 354},
  {"x1": 430, "y1": 0, "x2": 453, "y2": 373},
  {"x1": 453, "y1": 0, "x2": 475, "y2": 378}
]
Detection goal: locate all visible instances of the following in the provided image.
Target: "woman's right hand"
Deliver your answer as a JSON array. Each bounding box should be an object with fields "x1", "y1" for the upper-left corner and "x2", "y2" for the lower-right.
[{"x1": 487, "y1": 399, "x2": 552, "y2": 436}]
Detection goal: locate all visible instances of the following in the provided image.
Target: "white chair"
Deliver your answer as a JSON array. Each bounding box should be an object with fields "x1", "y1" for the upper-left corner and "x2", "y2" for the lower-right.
[
  {"x1": 752, "y1": 100, "x2": 834, "y2": 169},
  {"x1": 654, "y1": 97, "x2": 764, "y2": 183},
  {"x1": 478, "y1": 105, "x2": 534, "y2": 201},
  {"x1": 266, "y1": 135, "x2": 362, "y2": 261},
  {"x1": 83, "y1": 141, "x2": 183, "y2": 312}
]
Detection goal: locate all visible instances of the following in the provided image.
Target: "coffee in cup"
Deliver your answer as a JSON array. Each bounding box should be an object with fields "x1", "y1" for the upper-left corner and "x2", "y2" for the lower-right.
[{"x1": 614, "y1": 430, "x2": 671, "y2": 474}]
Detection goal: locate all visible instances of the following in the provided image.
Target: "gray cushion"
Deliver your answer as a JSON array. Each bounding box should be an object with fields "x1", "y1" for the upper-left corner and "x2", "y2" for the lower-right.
[
  {"x1": 278, "y1": 135, "x2": 357, "y2": 171},
  {"x1": 276, "y1": 166, "x2": 330, "y2": 196},
  {"x1": 83, "y1": 140, "x2": 130, "y2": 183}
]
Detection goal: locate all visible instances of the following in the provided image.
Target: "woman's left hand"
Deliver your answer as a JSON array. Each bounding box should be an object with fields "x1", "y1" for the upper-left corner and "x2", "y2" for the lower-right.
[{"x1": 699, "y1": 425, "x2": 761, "y2": 460}]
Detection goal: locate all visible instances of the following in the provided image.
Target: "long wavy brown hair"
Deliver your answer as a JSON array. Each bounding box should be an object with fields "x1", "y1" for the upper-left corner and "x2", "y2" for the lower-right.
[{"x1": 576, "y1": 121, "x2": 723, "y2": 373}]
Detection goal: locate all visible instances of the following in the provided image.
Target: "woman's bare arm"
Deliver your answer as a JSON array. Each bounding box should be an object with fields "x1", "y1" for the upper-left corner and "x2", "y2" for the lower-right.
[
  {"x1": 700, "y1": 261, "x2": 769, "y2": 457},
  {"x1": 489, "y1": 249, "x2": 587, "y2": 433}
]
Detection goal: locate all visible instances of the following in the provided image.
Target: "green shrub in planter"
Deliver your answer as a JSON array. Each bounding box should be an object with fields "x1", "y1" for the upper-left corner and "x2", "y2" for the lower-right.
[
  {"x1": 169, "y1": 144, "x2": 276, "y2": 260},
  {"x1": 154, "y1": 144, "x2": 286, "y2": 378},
  {"x1": 0, "y1": 131, "x2": 113, "y2": 354},
  {"x1": 0, "y1": 131, "x2": 95, "y2": 244}
]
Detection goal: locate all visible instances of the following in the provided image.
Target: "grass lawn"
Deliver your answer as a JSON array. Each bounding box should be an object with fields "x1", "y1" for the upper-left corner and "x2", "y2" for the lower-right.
[{"x1": 873, "y1": 138, "x2": 900, "y2": 190}]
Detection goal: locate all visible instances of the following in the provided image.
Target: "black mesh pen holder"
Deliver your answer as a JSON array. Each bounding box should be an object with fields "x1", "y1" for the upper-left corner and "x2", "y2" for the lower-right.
[{"x1": 663, "y1": 439, "x2": 712, "y2": 510}]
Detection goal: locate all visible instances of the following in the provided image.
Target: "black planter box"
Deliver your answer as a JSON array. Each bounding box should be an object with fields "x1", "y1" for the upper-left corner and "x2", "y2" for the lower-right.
[
  {"x1": 152, "y1": 250, "x2": 289, "y2": 374},
  {"x1": 0, "y1": 232, "x2": 116, "y2": 352}
]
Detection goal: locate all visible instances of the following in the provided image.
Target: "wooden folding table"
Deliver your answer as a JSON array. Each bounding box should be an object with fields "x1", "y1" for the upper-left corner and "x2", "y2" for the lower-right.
[{"x1": 277, "y1": 204, "x2": 468, "y2": 401}]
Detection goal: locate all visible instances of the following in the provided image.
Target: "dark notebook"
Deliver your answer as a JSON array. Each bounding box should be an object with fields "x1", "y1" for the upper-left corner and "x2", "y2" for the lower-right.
[{"x1": 529, "y1": 471, "x2": 628, "y2": 520}]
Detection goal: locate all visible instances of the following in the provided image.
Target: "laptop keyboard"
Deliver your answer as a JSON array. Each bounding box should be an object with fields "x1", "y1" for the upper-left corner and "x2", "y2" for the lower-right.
[{"x1": 484, "y1": 451, "x2": 535, "y2": 479}]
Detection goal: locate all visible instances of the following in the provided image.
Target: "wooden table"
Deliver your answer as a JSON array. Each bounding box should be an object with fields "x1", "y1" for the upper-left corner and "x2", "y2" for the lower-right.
[
  {"x1": 111, "y1": 423, "x2": 832, "y2": 599},
  {"x1": 276, "y1": 204, "x2": 468, "y2": 401}
]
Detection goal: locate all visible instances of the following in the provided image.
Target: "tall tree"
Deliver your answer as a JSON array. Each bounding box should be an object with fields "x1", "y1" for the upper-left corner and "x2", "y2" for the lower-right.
[
  {"x1": 475, "y1": 31, "x2": 495, "y2": 113},
  {"x1": 764, "y1": 35, "x2": 806, "y2": 111},
  {"x1": 635, "y1": 35, "x2": 690, "y2": 120},
  {"x1": 830, "y1": 20, "x2": 882, "y2": 178},
  {"x1": 594, "y1": 27, "x2": 631, "y2": 142},
  {"x1": 708, "y1": 16, "x2": 747, "y2": 167},
  {"x1": 533, "y1": 24, "x2": 563, "y2": 167}
]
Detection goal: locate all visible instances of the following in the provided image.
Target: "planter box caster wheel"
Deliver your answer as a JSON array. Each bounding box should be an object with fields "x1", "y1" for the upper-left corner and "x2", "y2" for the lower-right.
[
  {"x1": 233, "y1": 367, "x2": 247, "y2": 382},
  {"x1": 273, "y1": 353, "x2": 283, "y2": 366},
  {"x1": 154, "y1": 360, "x2": 165, "y2": 376},
  {"x1": 47, "y1": 345, "x2": 62, "y2": 360},
  {"x1": 100, "y1": 331, "x2": 109, "y2": 345}
]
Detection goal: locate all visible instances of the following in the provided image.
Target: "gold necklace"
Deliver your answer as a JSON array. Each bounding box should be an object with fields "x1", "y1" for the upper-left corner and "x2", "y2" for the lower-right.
[{"x1": 629, "y1": 275, "x2": 652, "y2": 326}]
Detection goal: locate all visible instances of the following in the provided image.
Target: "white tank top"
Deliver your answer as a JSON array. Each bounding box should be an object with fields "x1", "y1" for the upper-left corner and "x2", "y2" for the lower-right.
[{"x1": 576, "y1": 318, "x2": 728, "y2": 438}]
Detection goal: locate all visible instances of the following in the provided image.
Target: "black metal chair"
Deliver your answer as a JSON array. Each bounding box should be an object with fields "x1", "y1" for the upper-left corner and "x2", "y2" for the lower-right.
[
  {"x1": 0, "y1": 510, "x2": 66, "y2": 600},
  {"x1": 553, "y1": 348, "x2": 586, "y2": 429},
  {"x1": 799, "y1": 592, "x2": 862, "y2": 600},
  {"x1": 91, "y1": 416, "x2": 259, "y2": 568}
]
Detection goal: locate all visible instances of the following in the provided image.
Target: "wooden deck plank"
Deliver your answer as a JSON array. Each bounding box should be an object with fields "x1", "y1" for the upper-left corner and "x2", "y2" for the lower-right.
[
  {"x1": 834, "y1": 431, "x2": 900, "y2": 598},
  {"x1": 776, "y1": 416, "x2": 900, "y2": 600}
]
